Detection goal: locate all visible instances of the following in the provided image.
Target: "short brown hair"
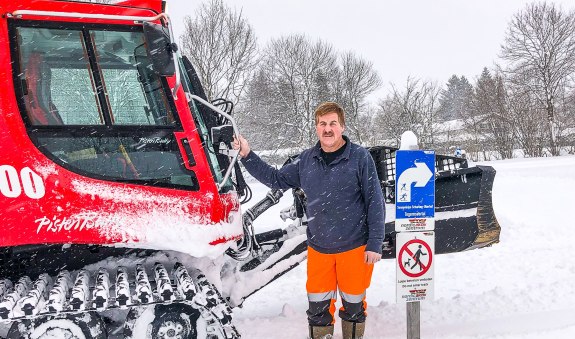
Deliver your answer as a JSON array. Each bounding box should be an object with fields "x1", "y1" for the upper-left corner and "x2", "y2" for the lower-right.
[{"x1": 314, "y1": 102, "x2": 345, "y2": 126}]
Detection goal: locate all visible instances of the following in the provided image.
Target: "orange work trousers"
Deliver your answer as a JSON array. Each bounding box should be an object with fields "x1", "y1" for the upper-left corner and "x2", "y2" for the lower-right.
[{"x1": 306, "y1": 245, "x2": 374, "y2": 326}]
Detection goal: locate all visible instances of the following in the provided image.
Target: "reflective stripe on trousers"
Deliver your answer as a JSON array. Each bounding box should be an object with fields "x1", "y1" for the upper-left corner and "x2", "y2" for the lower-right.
[{"x1": 308, "y1": 291, "x2": 337, "y2": 302}]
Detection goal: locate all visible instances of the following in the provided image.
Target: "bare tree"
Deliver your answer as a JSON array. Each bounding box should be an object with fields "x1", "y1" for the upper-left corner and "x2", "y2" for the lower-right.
[
  {"x1": 242, "y1": 35, "x2": 338, "y2": 151},
  {"x1": 567, "y1": 94, "x2": 575, "y2": 153},
  {"x1": 563, "y1": 86, "x2": 575, "y2": 153},
  {"x1": 505, "y1": 72, "x2": 548, "y2": 157},
  {"x1": 501, "y1": 2, "x2": 575, "y2": 155},
  {"x1": 552, "y1": 81, "x2": 575, "y2": 153},
  {"x1": 180, "y1": 0, "x2": 258, "y2": 105},
  {"x1": 239, "y1": 35, "x2": 381, "y2": 151},
  {"x1": 335, "y1": 52, "x2": 381, "y2": 144},
  {"x1": 374, "y1": 77, "x2": 441, "y2": 149},
  {"x1": 358, "y1": 104, "x2": 379, "y2": 146}
]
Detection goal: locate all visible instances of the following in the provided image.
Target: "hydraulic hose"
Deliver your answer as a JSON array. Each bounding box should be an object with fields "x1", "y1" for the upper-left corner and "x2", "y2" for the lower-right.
[{"x1": 226, "y1": 189, "x2": 285, "y2": 260}]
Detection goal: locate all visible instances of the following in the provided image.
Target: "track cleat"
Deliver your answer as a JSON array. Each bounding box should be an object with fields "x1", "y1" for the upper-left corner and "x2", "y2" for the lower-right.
[
  {"x1": 0, "y1": 276, "x2": 31, "y2": 319},
  {"x1": 46, "y1": 270, "x2": 72, "y2": 313},
  {"x1": 0, "y1": 279, "x2": 13, "y2": 300},
  {"x1": 154, "y1": 263, "x2": 175, "y2": 302},
  {"x1": 93, "y1": 268, "x2": 110, "y2": 310},
  {"x1": 173, "y1": 262, "x2": 196, "y2": 301},
  {"x1": 20, "y1": 273, "x2": 51, "y2": 316},
  {"x1": 135, "y1": 264, "x2": 153, "y2": 304},
  {"x1": 115, "y1": 266, "x2": 132, "y2": 307},
  {"x1": 70, "y1": 270, "x2": 90, "y2": 311}
]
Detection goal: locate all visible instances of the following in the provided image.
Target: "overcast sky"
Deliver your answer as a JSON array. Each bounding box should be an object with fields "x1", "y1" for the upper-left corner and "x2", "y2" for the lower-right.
[{"x1": 168, "y1": 0, "x2": 575, "y2": 97}]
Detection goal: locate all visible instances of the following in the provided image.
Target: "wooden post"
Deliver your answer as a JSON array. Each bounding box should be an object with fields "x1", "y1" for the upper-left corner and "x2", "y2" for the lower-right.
[{"x1": 406, "y1": 301, "x2": 420, "y2": 339}]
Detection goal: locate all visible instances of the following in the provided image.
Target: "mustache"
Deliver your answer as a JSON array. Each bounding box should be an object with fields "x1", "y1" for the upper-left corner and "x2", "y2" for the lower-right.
[{"x1": 322, "y1": 132, "x2": 334, "y2": 137}]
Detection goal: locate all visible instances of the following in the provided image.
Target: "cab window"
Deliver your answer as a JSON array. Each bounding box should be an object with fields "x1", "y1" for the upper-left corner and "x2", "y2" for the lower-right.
[{"x1": 13, "y1": 24, "x2": 198, "y2": 190}]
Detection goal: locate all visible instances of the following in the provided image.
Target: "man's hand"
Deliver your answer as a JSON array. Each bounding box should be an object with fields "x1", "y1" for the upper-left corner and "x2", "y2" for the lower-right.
[
  {"x1": 364, "y1": 251, "x2": 382, "y2": 264},
  {"x1": 232, "y1": 135, "x2": 251, "y2": 158}
]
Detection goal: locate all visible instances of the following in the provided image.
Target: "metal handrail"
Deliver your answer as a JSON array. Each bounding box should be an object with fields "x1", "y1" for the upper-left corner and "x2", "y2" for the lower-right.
[{"x1": 186, "y1": 95, "x2": 241, "y2": 191}]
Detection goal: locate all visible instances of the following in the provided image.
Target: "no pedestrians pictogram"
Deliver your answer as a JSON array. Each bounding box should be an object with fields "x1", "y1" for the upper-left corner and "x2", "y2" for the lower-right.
[{"x1": 398, "y1": 238, "x2": 433, "y2": 278}]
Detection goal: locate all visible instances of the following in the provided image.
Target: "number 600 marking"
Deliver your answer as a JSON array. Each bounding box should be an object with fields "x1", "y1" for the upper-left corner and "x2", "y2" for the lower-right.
[{"x1": 0, "y1": 165, "x2": 45, "y2": 199}]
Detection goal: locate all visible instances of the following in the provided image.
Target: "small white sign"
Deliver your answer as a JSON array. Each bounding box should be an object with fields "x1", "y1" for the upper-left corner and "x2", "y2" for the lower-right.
[
  {"x1": 395, "y1": 217, "x2": 435, "y2": 233},
  {"x1": 396, "y1": 231, "x2": 435, "y2": 303}
]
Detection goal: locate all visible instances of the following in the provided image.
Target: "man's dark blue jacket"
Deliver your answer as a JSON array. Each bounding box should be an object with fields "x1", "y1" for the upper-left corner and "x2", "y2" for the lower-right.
[{"x1": 241, "y1": 136, "x2": 386, "y2": 254}]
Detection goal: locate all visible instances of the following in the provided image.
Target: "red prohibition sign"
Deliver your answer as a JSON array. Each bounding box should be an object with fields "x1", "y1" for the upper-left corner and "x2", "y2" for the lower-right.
[{"x1": 398, "y1": 238, "x2": 433, "y2": 278}]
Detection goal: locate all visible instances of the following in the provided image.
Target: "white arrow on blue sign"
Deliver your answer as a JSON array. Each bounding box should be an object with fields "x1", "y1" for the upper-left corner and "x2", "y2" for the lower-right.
[
  {"x1": 397, "y1": 162, "x2": 433, "y2": 203},
  {"x1": 395, "y1": 150, "x2": 436, "y2": 232}
]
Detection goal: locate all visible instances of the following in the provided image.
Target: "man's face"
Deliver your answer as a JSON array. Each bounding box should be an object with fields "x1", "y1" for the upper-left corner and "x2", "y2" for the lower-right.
[{"x1": 316, "y1": 112, "x2": 345, "y2": 151}]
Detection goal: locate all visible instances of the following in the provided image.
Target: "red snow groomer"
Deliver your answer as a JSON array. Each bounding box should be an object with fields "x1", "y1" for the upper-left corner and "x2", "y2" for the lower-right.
[{"x1": 0, "y1": 1, "x2": 500, "y2": 338}]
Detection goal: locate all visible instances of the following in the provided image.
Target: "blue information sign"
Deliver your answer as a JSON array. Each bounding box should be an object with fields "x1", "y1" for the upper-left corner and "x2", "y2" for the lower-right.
[{"x1": 395, "y1": 150, "x2": 435, "y2": 231}]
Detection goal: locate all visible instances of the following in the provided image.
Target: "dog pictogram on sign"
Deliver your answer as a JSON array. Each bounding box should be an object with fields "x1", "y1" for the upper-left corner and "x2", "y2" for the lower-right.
[{"x1": 398, "y1": 238, "x2": 433, "y2": 278}]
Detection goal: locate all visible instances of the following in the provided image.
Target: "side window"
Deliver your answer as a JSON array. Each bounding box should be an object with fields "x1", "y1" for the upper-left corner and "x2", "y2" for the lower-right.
[
  {"x1": 91, "y1": 30, "x2": 175, "y2": 126},
  {"x1": 16, "y1": 27, "x2": 103, "y2": 125}
]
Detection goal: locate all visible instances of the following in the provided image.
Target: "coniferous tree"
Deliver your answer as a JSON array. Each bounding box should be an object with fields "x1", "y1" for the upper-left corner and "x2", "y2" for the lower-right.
[
  {"x1": 471, "y1": 68, "x2": 514, "y2": 159},
  {"x1": 438, "y1": 75, "x2": 473, "y2": 121},
  {"x1": 240, "y1": 70, "x2": 284, "y2": 151}
]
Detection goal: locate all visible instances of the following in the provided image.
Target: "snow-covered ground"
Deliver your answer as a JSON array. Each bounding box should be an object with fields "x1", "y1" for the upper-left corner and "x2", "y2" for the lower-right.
[{"x1": 233, "y1": 155, "x2": 575, "y2": 339}]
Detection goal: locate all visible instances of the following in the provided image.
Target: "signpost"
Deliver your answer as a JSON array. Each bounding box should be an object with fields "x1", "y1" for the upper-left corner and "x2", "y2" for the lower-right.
[{"x1": 395, "y1": 148, "x2": 436, "y2": 339}]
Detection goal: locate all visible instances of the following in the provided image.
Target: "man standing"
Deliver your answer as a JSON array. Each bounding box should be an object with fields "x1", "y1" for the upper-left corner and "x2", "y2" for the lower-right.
[{"x1": 233, "y1": 102, "x2": 385, "y2": 339}]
